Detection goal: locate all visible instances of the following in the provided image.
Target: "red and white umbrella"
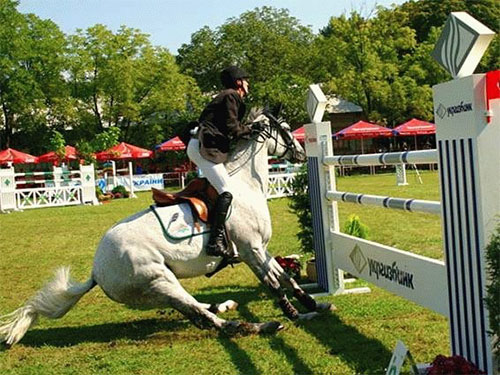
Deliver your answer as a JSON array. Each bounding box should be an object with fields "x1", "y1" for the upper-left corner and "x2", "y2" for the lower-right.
[
  {"x1": 0, "y1": 148, "x2": 38, "y2": 164},
  {"x1": 155, "y1": 136, "x2": 186, "y2": 151},
  {"x1": 392, "y1": 118, "x2": 435, "y2": 150},
  {"x1": 333, "y1": 121, "x2": 392, "y2": 153},
  {"x1": 392, "y1": 118, "x2": 435, "y2": 136},
  {"x1": 38, "y1": 145, "x2": 79, "y2": 164},
  {"x1": 95, "y1": 142, "x2": 153, "y2": 161},
  {"x1": 292, "y1": 127, "x2": 305, "y2": 143}
]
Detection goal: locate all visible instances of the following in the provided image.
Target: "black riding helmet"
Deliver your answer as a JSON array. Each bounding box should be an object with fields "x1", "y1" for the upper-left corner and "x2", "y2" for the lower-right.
[{"x1": 220, "y1": 66, "x2": 249, "y2": 89}]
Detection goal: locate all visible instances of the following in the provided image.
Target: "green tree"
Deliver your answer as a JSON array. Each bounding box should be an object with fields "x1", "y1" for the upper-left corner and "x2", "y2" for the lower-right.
[
  {"x1": 0, "y1": 0, "x2": 68, "y2": 151},
  {"x1": 399, "y1": 0, "x2": 499, "y2": 75},
  {"x1": 67, "y1": 25, "x2": 203, "y2": 148},
  {"x1": 48, "y1": 129, "x2": 66, "y2": 159},
  {"x1": 177, "y1": 7, "x2": 317, "y2": 125},
  {"x1": 318, "y1": 7, "x2": 418, "y2": 125}
]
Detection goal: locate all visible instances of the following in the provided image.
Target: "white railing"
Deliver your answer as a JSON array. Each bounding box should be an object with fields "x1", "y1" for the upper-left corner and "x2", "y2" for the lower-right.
[
  {"x1": 267, "y1": 172, "x2": 297, "y2": 199},
  {"x1": 0, "y1": 164, "x2": 97, "y2": 212},
  {"x1": 16, "y1": 187, "x2": 82, "y2": 209}
]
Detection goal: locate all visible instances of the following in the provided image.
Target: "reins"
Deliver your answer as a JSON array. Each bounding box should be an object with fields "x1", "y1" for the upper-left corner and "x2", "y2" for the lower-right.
[{"x1": 226, "y1": 118, "x2": 297, "y2": 177}]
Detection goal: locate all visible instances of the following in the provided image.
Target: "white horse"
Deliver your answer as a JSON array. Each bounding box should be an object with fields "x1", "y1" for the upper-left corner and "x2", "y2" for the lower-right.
[{"x1": 0, "y1": 111, "x2": 333, "y2": 346}]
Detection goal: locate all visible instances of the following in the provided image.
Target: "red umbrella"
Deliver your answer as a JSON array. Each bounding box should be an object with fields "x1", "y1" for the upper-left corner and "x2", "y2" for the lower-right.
[
  {"x1": 95, "y1": 142, "x2": 153, "y2": 161},
  {"x1": 292, "y1": 127, "x2": 305, "y2": 143},
  {"x1": 333, "y1": 121, "x2": 393, "y2": 140},
  {"x1": 392, "y1": 118, "x2": 435, "y2": 136},
  {"x1": 156, "y1": 136, "x2": 186, "y2": 151},
  {"x1": 333, "y1": 121, "x2": 392, "y2": 153},
  {"x1": 392, "y1": 118, "x2": 435, "y2": 150},
  {"x1": 0, "y1": 148, "x2": 38, "y2": 164},
  {"x1": 38, "y1": 145, "x2": 79, "y2": 163}
]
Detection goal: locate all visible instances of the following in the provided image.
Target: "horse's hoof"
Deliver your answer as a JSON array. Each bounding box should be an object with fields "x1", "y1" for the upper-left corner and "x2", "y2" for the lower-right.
[
  {"x1": 218, "y1": 300, "x2": 238, "y2": 313},
  {"x1": 316, "y1": 302, "x2": 336, "y2": 312},
  {"x1": 259, "y1": 321, "x2": 284, "y2": 334},
  {"x1": 297, "y1": 312, "x2": 320, "y2": 321}
]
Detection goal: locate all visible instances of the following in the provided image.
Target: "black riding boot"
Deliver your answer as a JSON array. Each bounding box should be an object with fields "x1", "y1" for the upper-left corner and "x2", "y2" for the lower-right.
[{"x1": 206, "y1": 191, "x2": 233, "y2": 258}]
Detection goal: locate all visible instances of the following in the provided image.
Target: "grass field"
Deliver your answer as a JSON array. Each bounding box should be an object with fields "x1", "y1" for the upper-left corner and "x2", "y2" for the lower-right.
[{"x1": 0, "y1": 170, "x2": 448, "y2": 374}]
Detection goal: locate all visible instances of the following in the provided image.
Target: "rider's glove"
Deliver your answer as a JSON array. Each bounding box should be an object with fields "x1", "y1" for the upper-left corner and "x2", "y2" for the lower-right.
[{"x1": 251, "y1": 121, "x2": 266, "y2": 134}]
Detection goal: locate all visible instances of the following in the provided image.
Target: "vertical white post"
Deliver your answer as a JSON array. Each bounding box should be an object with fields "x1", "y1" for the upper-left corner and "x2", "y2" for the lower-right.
[
  {"x1": 434, "y1": 73, "x2": 499, "y2": 373},
  {"x1": 305, "y1": 121, "x2": 344, "y2": 294},
  {"x1": 395, "y1": 164, "x2": 408, "y2": 186},
  {"x1": 431, "y1": 12, "x2": 496, "y2": 373},
  {"x1": 128, "y1": 161, "x2": 136, "y2": 198},
  {"x1": 111, "y1": 160, "x2": 116, "y2": 191},
  {"x1": 53, "y1": 166, "x2": 62, "y2": 187},
  {"x1": 304, "y1": 84, "x2": 344, "y2": 294},
  {"x1": 0, "y1": 166, "x2": 16, "y2": 212},
  {"x1": 80, "y1": 164, "x2": 98, "y2": 205}
]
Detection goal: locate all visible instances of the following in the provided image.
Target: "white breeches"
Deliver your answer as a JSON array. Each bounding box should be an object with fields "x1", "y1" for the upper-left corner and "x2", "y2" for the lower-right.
[{"x1": 187, "y1": 138, "x2": 232, "y2": 194}]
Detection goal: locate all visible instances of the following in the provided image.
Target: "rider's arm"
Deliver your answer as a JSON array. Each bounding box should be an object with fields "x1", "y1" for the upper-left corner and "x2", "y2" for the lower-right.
[{"x1": 224, "y1": 92, "x2": 251, "y2": 138}]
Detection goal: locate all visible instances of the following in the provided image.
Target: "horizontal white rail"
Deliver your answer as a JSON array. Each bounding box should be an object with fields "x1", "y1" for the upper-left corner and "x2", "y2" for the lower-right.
[
  {"x1": 324, "y1": 149, "x2": 437, "y2": 166},
  {"x1": 327, "y1": 190, "x2": 441, "y2": 215}
]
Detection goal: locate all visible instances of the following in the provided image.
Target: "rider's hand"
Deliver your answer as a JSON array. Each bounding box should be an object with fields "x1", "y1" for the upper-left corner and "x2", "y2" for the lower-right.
[{"x1": 251, "y1": 121, "x2": 266, "y2": 134}]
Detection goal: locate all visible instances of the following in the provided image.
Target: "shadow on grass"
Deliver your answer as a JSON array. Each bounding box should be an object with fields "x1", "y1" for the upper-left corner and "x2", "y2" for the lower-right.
[
  {"x1": 12, "y1": 284, "x2": 391, "y2": 374},
  {"x1": 16, "y1": 318, "x2": 191, "y2": 348},
  {"x1": 199, "y1": 285, "x2": 392, "y2": 374}
]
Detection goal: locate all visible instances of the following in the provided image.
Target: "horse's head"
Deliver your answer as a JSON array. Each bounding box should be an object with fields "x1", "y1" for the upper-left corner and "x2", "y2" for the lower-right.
[{"x1": 248, "y1": 108, "x2": 306, "y2": 163}]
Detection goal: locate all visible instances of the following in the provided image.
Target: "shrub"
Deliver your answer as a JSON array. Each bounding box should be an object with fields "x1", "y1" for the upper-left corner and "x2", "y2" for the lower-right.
[
  {"x1": 485, "y1": 223, "x2": 500, "y2": 352},
  {"x1": 185, "y1": 170, "x2": 198, "y2": 184},
  {"x1": 288, "y1": 164, "x2": 314, "y2": 254},
  {"x1": 111, "y1": 185, "x2": 129, "y2": 198},
  {"x1": 343, "y1": 215, "x2": 369, "y2": 239}
]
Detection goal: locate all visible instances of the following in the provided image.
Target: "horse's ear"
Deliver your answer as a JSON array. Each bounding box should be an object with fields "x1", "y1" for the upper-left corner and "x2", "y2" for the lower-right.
[{"x1": 246, "y1": 107, "x2": 264, "y2": 123}]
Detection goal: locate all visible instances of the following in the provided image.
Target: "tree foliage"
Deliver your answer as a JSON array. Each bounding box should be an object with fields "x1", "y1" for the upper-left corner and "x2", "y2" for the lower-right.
[
  {"x1": 0, "y1": 0, "x2": 68, "y2": 151},
  {"x1": 1, "y1": 0, "x2": 498, "y2": 152},
  {"x1": 66, "y1": 24, "x2": 203, "y2": 148},
  {"x1": 177, "y1": 6, "x2": 317, "y2": 124}
]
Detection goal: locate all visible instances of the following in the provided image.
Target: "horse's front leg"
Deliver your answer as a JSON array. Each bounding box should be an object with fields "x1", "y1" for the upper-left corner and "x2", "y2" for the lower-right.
[
  {"x1": 240, "y1": 245, "x2": 322, "y2": 321},
  {"x1": 278, "y1": 271, "x2": 335, "y2": 313}
]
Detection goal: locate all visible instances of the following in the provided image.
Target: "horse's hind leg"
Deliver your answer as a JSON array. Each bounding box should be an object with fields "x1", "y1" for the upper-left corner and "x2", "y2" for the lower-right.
[{"x1": 149, "y1": 266, "x2": 281, "y2": 335}]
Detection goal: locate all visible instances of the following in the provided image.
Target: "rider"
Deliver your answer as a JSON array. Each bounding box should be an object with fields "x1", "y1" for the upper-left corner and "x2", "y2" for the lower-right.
[{"x1": 186, "y1": 66, "x2": 253, "y2": 259}]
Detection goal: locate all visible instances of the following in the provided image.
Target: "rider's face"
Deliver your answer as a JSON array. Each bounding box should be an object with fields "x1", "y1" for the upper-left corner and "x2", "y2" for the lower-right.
[{"x1": 238, "y1": 79, "x2": 249, "y2": 97}]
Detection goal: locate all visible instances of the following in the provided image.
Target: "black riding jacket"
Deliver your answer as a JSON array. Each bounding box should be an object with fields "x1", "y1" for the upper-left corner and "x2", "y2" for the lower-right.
[{"x1": 198, "y1": 89, "x2": 251, "y2": 164}]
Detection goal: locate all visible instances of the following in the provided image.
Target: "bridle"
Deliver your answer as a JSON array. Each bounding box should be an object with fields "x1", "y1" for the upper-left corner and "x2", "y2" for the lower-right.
[
  {"x1": 252, "y1": 112, "x2": 298, "y2": 159},
  {"x1": 227, "y1": 112, "x2": 302, "y2": 177}
]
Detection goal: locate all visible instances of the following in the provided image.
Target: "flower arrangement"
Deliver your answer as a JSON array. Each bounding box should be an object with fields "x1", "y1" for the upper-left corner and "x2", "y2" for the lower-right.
[
  {"x1": 274, "y1": 255, "x2": 302, "y2": 279},
  {"x1": 426, "y1": 355, "x2": 485, "y2": 375}
]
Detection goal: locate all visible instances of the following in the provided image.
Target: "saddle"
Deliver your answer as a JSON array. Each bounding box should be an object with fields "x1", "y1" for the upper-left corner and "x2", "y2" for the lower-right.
[
  {"x1": 152, "y1": 177, "x2": 218, "y2": 227},
  {"x1": 152, "y1": 178, "x2": 238, "y2": 278}
]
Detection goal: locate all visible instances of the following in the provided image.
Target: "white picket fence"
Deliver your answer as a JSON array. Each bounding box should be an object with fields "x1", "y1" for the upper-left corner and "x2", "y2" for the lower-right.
[
  {"x1": 0, "y1": 165, "x2": 98, "y2": 212},
  {"x1": 266, "y1": 162, "x2": 301, "y2": 199}
]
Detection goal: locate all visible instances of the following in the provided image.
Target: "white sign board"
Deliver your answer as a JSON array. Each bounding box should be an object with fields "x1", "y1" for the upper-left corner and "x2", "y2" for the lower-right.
[
  {"x1": 116, "y1": 174, "x2": 164, "y2": 191},
  {"x1": 331, "y1": 232, "x2": 449, "y2": 316}
]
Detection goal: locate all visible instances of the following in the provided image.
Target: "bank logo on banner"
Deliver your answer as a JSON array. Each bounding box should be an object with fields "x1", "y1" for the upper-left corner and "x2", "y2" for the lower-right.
[
  {"x1": 436, "y1": 103, "x2": 447, "y2": 119},
  {"x1": 349, "y1": 244, "x2": 367, "y2": 274},
  {"x1": 431, "y1": 12, "x2": 494, "y2": 79}
]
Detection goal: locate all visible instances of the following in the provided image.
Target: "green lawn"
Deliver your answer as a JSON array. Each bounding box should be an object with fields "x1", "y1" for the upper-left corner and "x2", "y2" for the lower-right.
[{"x1": 0, "y1": 170, "x2": 448, "y2": 375}]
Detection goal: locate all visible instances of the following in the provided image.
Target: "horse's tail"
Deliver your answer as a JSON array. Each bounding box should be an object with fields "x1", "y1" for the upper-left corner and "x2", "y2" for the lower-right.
[{"x1": 0, "y1": 266, "x2": 96, "y2": 346}]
